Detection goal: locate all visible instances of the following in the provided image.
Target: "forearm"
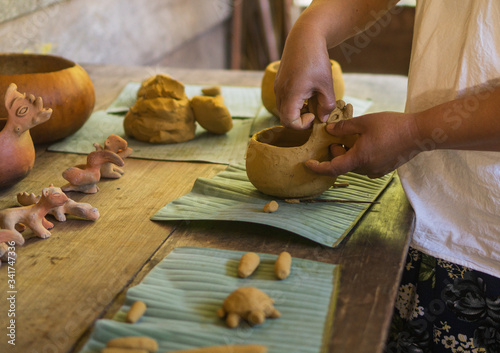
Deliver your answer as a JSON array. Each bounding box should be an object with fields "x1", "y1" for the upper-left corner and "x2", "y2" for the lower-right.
[
  {"x1": 414, "y1": 85, "x2": 500, "y2": 152},
  {"x1": 293, "y1": 0, "x2": 399, "y2": 49}
]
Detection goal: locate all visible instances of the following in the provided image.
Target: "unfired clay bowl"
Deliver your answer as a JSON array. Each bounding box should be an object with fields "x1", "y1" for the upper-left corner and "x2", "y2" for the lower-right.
[
  {"x1": 246, "y1": 106, "x2": 357, "y2": 199},
  {"x1": 261, "y1": 59, "x2": 345, "y2": 117},
  {"x1": 0, "y1": 53, "x2": 95, "y2": 144}
]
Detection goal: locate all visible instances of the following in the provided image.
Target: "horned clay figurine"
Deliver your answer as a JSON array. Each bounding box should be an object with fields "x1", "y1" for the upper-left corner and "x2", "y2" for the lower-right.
[
  {"x1": 0, "y1": 83, "x2": 52, "y2": 189},
  {"x1": 0, "y1": 185, "x2": 69, "y2": 241},
  {"x1": 217, "y1": 287, "x2": 281, "y2": 328},
  {"x1": 0, "y1": 228, "x2": 25, "y2": 266},
  {"x1": 62, "y1": 150, "x2": 124, "y2": 193},
  {"x1": 17, "y1": 192, "x2": 99, "y2": 222},
  {"x1": 93, "y1": 134, "x2": 133, "y2": 179}
]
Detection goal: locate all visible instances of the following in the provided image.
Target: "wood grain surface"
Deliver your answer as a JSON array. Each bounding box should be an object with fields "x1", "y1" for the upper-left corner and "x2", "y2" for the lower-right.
[{"x1": 0, "y1": 65, "x2": 413, "y2": 353}]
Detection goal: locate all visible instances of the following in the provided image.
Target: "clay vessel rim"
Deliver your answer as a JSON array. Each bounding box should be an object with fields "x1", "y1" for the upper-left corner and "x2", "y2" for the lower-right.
[
  {"x1": 0, "y1": 53, "x2": 76, "y2": 75},
  {"x1": 251, "y1": 125, "x2": 312, "y2": 149}
]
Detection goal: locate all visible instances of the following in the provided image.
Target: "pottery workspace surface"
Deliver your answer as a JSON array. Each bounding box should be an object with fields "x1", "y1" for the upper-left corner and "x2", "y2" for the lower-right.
[{"x1": 0, "y1": 65, "x2": 412, "y2": 353}]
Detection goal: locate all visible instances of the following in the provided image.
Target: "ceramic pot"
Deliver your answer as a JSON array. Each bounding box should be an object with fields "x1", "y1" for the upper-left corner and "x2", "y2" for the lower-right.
[
  {"x1": 0, "y1": 53, "x2": 95, "y2": 144},
  {"x1": 261, "y1": 59, "x2": 345, "y2": 117},
  {"x1": 245, "y1": 104, "x2": 356, "y2": 199}
]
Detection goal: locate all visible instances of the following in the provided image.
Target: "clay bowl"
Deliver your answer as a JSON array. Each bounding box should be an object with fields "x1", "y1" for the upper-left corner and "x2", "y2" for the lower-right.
[
  {"x1": 246, "y1": 119, "x2": 357, "y2": 199},
  {"x1": 0, "y1": 53, "x2": 95, "y2": 144},
  {"x1": 261, "y1": 59, "x2": 345, "y2": 117}
]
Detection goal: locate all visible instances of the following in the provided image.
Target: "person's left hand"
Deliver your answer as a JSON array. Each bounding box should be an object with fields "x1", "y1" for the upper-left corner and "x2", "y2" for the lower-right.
[{"x1": 306, "y1": 111, "x2": 420, "y2": 178}]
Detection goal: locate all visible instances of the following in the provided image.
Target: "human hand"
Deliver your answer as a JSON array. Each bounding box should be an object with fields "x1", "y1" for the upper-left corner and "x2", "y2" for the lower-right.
[
  {"x1": 305, "y1": 112, "x2": 420, "y2": 178},
  {"x1": 274, "y1": 28, "x2": 336, "y2": 130}
]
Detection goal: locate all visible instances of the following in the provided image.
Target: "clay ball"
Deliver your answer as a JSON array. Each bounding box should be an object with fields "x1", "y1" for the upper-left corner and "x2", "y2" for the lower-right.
[{"x1": 191, "y1": 95, "x2": 233, "y2": 135}]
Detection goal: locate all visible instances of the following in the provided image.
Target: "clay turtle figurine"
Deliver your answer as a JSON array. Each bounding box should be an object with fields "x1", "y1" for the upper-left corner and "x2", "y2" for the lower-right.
[
  {"x1": 217, "y1": 287, "x2": 281, "y2": 328},
  {"x1": 93, "y1": 134, "x2": 133, "y2": 179},
  {"x1": 0, "y1": 83, "x2": 52, "y2": 189},
  {"x1": 62, "y1": 150, "x2": 124, "y2": 193},
  {"x1": 17, "y1": 191, "x2": 99, "y2": 222}
]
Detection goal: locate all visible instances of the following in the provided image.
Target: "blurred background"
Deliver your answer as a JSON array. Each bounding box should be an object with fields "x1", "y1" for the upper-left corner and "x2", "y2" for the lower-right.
[{"x1": 0, "y1": 0, "x2": 415, "y2": 75}]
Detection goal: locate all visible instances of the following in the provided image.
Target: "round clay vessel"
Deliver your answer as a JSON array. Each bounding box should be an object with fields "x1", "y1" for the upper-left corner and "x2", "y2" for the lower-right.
[
  {"x1": 0, "y1": 53, "x2": 95, "y2": 144},
  {"x1": 246, "y1": 105, "x2": 356, "y2": 199},
  {"x1": 261, "y1": 59, "x2": 345, "y2": 117}
]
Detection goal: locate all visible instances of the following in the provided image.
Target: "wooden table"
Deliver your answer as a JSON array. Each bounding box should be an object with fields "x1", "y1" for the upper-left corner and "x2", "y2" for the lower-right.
[{"x1": 0, "y1": 65, "x2": 414, "y2": 353}]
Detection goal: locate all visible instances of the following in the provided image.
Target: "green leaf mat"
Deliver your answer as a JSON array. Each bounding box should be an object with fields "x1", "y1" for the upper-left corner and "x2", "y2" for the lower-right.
[
  {"x1": 47, "y1": 110, "x2": 253, "y2": 164},
  {"x1": 79, "y1": 247, "x2": 340, "y2": 353},
  {"x1": 106, "y1": 82, "x2": 262, "y2": 118},
  {"x1": 152, "y1": 165, "x2": 394, "y2": 247}
]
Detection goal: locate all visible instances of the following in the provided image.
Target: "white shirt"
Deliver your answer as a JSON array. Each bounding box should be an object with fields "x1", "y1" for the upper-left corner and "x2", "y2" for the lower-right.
[{"x1": 398, "y1": 0, "x2": 500, "y2": 277}]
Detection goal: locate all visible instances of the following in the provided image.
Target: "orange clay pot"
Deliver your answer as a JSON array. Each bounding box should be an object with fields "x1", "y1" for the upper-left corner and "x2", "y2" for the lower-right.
[
  {"x1": 261, "y1": 59, "x2": 344, "y2": 117},
  {"x1": 245, "y1": 103, "x2": 356, "y2": 199},
  {"x1": 0, "y1": 53, "x2": 95, "y2": 144}
]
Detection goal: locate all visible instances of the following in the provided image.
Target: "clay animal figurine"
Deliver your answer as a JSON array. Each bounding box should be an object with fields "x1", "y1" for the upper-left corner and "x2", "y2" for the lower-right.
[
  {"x1": 61, "y1": 150, "x2": 124, "y2": 193},
  {"x1": 0, "y1": 228, "x2": 26, "y2": 267},
  {"x1": 17, "y1": 191, "x2": 99, "y2": 222},
  {"x1": 93, "y1": 134, "x2": 133, "y2": 179},
  {"x1": 217, "y1": 287, "x2": 281, "y2": 328},
  {"x1": 0, "y1": 185, "x2": 69, "y2": 241},
  {"x1": 0, "y1": 83, "x2": 52, "y2": 189}
]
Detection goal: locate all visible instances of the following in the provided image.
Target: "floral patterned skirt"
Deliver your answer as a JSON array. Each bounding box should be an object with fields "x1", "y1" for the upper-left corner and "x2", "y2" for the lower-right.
[{"x1": 385, "y1": 247, "x2": 500, "y2": 353}]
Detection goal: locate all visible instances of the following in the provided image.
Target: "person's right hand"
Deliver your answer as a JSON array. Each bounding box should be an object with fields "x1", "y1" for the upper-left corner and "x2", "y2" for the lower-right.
[{"x1": 274, "y1": 24, "x2": 337, "y2": 130}]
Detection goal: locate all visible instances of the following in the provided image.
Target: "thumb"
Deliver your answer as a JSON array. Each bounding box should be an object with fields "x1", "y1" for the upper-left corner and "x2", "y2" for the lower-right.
[{"x1": 305, "y1": 152, "x2": 358, "y2": 177}]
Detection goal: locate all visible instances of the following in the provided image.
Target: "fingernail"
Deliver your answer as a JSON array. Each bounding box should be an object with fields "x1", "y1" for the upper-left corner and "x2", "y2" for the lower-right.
[{"x1": 320, "y1": 114, "x2": 329, "y2": 122}]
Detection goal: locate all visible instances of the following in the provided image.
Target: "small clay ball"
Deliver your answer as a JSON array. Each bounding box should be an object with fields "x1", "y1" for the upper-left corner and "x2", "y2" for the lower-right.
[
  {"x1": 201, "y1": 86, "x2": 222, "y2": 96},
  {"x1": 263, "y1": 200, "x2": 279, "y2": 213},
  {"x1": 190, "y1": 95, "x2": 233, "y2": 134}
]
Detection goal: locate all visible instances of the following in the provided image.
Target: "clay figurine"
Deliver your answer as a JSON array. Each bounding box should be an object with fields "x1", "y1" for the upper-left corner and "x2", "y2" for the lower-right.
[
  {"x1": 246, "y1": 100, "x2": 358, "y2": 198},
  {"x1": 62, "y1": 150, "x2": 124, "y2": 193},
  {"x1": 0, "y1": 83, "x2": 52, "y2": 189},
  {"x1": 217, "y1": 287, "x2": 281, "y2": 328},
  {"x1": 17, "y1": 191, "x2": 99, "y2": 222},
  {"x1": 0, "y1": 185, "x2": 69, "y2": 241},
  {"x1": 0, "y1": 228, "x2": 25, "y2": 267},
  {"x1": 124, "y1": 74, "x2": 196, "y2": 144},
  {"x1": 93, "y1": 134, "x2": 133, "y2": 179}
]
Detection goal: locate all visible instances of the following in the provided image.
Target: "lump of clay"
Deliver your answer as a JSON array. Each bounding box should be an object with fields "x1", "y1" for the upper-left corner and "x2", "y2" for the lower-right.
[
  {"x1": 217, "y1": 287, "x2": 281, "y2": 328},
  {"x1": 191, "y1": 95, "x2": 233, "y2": 135},
  {"x1": 201, "y1": 86, "x2": 221, "y2": 97},
  {"x1": 124, "y1": 74, "x2": 196, "y2": 144}
]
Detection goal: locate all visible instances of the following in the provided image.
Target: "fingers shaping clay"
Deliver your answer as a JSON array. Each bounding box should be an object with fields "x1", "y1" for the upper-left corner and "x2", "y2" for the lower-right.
[
  {"x1": 124, "y1": 74, "x2": 196, "y2": 144},
  {"x1": 191, "y1": 95, "x2": 233, "y2": 135},
  {"x1": 217, "y1": 287, "x2": 281, "y2": 328},
  {"x1": 246, "y1": 100, "x2": 357, "y2": 198},
  {"x1": 238, "y1": 252, "x2": 260, "y2": 278}
]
